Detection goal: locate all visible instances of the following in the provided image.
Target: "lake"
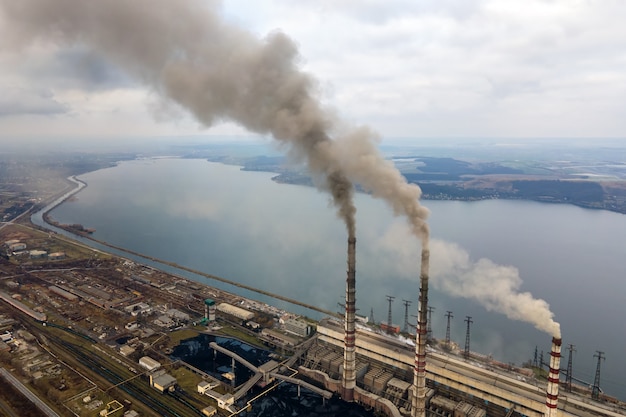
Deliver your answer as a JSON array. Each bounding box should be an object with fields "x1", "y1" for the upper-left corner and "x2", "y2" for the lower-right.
[{"x1": 44, "y1": 158, "x2": 626, "y2": 400}]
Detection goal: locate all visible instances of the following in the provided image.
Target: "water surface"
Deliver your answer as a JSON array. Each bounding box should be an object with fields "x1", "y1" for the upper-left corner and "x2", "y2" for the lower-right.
[{"x1": 47, "y1": 158, "x2": 626, "y2": 399}]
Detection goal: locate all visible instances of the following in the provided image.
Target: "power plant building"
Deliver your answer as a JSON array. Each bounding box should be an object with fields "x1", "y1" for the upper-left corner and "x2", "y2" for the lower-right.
[
  {"x1": 216, "y1": 303, "x2": 254, "y2": 322},
  {"x1": 283, "y1": 318, "x2": 311, "y2": 337}
]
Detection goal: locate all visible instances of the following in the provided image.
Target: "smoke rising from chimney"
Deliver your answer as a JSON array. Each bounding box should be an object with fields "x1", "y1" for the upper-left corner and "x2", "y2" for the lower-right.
[
  {"x1": 2, "y1": 1, "x2": 559, "y2": 338},
  {"x1": 0, "y1": 0, "x2": 360, "y2": 236},
  {"x1": 377, "y1": 225, "x2": 560, "y2": 338},
  {"x1": 429, "y1": 240, "x2": 560, "y2": 337}
]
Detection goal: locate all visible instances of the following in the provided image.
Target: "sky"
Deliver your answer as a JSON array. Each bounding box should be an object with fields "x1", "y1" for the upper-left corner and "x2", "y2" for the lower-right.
[{"x1": 1, "y1": 0, "x2": 625, "y2": 145}]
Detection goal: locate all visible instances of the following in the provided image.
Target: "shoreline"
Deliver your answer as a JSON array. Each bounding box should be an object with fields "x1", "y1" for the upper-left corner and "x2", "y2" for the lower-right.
[{"x1": 29, "y1": 177, "x2": 340, "y2": 319}]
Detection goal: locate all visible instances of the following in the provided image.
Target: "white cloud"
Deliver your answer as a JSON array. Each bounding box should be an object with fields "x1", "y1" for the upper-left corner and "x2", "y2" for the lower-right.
[{"x1": 1, "y1": 0, "x2": 625, "y2": 142}]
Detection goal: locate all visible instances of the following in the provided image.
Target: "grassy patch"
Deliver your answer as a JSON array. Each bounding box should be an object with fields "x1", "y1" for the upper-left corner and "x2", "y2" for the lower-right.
[
  {"x1": 166, "y1": 329, "x2": 201, "y2": 348},
  {"x1": 216, "y1": 326, "x2": 266, "y2": 348}
]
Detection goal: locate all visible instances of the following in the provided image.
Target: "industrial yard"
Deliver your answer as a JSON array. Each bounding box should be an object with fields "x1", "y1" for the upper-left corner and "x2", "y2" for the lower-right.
[
  {"x1": 0, "y1": 221, "x2": 326, "y2": 417},
  {"x1": 0, "y1": 205, "x2": 624, "y2": 417},
  {"x1": 0, "y1": 156, "x2": 625, "y2": 417}
]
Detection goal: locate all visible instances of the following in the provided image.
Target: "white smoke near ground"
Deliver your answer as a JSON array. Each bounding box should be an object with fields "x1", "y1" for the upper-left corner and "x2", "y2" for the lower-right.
[{"x1": 377, "y1": 222, "x2": 560, "y2": 337}]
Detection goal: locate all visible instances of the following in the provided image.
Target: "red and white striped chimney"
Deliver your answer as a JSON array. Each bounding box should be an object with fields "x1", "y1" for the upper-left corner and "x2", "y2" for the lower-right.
[
  {"x1": 412, "y1": 248, "x2": 429, "y2": 417},
  {"x1": 342, "y1": 237, "x2": 357, "y2": 401},
  {"x1": 545, "y1": 337, "x2": 562, "y2": 417}
]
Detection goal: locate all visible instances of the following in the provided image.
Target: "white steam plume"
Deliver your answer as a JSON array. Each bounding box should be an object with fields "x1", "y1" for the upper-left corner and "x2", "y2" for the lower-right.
[
  {"x1": 378, "y1": 224, "x2": 560, "y2": 337},
  {"x1": 1, "y1": 0, "x2": 559, "y2": 336}
]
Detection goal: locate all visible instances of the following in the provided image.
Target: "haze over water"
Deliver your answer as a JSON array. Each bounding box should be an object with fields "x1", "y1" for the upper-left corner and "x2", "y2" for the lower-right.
[{"x1": 48, "y1": 158, "x2": 626, "y2": 400}]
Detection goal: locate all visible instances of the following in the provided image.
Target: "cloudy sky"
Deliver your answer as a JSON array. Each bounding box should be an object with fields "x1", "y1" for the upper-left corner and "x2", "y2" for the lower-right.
[{"x1": 1, "y1": 0, "x2": 625, "y2": 144}]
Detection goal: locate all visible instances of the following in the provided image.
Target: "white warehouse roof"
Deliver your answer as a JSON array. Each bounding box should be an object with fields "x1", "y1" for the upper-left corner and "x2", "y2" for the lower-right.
[
  {"x1": 217, "y1": 303, "x2": 254, "y2": 321},
  {"x1": 139, "y1": 356, "x2": 161, "y2": 371}
]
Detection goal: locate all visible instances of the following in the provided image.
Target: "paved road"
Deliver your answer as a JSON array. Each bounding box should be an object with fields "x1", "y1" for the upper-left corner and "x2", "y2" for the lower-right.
[{"x1": 0, "y1": 368, "x2": 61, "y2": 417}]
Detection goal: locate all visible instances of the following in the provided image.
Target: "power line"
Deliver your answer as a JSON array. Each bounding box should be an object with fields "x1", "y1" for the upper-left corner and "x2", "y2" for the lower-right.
[
  {"x1": 402, "y1": 299, "x2": 412, "y2": 333},
  {"x1": 566, "y1": 344, "x2": 576, "y2": 392},
  {"x1": 445, "y1": 310, "x2": 453, "y2": 348},
  {"x1": 427, "y1": 306, "x2": 435, "y2": 341},
  {"x1": 386, "y1": 295, "x2": 395, "y2": 334},
  {"x1": 463, "y1": 316, "x2": 473, "y2": 360},
  {"x1": 592, "y1": 351, "x2": 605, "y2": 400}
]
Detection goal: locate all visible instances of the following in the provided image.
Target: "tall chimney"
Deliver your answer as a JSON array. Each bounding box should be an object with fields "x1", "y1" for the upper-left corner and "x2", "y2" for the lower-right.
[
  {"x1": 342, "y1": 237, "x2": 357, "y2": 401},
  {"x1": 412, "y1": 248, "x2": 430, "y2": 417},
  {"x1": 545, "y1": 337, "x2": 562, "y2": 417}
]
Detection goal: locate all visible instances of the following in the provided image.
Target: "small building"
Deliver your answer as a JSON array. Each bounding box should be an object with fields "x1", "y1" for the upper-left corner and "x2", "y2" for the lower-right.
[
  {"x1": 197, "y1": 380, "x2": 212, "y2": 394},
  {"x1": 154, "y1": 315, "x2": 174, "y2": 327},
  {"x1": 197, "y1": 380, "x2": 220, "y2": 394},
  {"x1": 150, "y1": 370, "x2": 177, "y2": 393},
  {"x1": 201, "y1": 406, "x2": 217, "y2": 417},
  {"x1": 29, "y1": 250, "x2": 47, "y2": 259},
  {"x1": 216, "y1": 393, "x2": 235, "y2": 410},
  {"x1": 166, "y1": 308, "x2": 189, "y2": 321},
  {"x1": 17, "y1": 330, "x2": 35, "y2": 343},
  {"x1": 380, "y1": 322, "x2": 400, "y2": 334},
  {"x1": 8, "y1": 243, "x2": 26, "y2": 252},
  {"x1": 139, "y1": 356, "x2": 161, "y2": 372},
  {"x1": 119, "y1": 345, "x2": 136, "y2": 357},
  {"x1": 48, "y1": 252, "x2": 66, "y2": 260},
  {"x1": 125, "y1": 302, "x2": 151, "y2": 316}
]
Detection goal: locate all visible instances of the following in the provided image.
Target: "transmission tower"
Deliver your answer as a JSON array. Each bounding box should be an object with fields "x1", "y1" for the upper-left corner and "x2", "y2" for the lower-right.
[
  {"x1": 533, "y1": 346, "x2": 538, "y2": 368},
  {"x1": 463, "y1": 316, "x2": 473, "y2": 360},
  {"x1": 445, "y1": 311, "x2": 453, "y2": 347},
  {"x1": 566, "y1": 344, "x2": 576, "y2": 392},
  {"x1": 427, "y1": 306, "x2": 435, "y2": 341},
  {"x1": 402, "y1": 299, "x2": 412, "y2": 333},
  {"x1": 540, "y1": 350, "x2": 545, "y2": 368},
  {"x1": 386, "y1": 295, "x2": 395, "y2": 334},
  {"x1": 370, "y1": 307, "x2": 374, "y2": 324},
  {"x1": 592, "y1": 351, "x2": 605, "y2": 400}
]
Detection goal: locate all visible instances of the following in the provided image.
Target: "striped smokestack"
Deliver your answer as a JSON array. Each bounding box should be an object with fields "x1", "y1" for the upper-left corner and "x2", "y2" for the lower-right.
[
  {"x1": 412, "y1": 247, "x2": 430, "y2": 417},
  {"x1": 342, "y1": 236, "x2": 357, "y2": 401},
  {"x1": 545, "y1": 337, "x2": 562, "y2": 417}
]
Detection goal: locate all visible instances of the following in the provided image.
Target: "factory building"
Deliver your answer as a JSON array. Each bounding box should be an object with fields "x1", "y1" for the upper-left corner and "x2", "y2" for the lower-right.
[
  {"x1": 201, "y1": 406, "x2": 217, "y2": 417},
  {"x1": 302, "y1": 318, "x2": 623, "y2": 417},
  {"x1": 48, "y1": 286, "x2": 78, "y2": 301},
  {"x1": 149, "y1": 370, "x2": 177, "y2": 393},
  {"x1": 283, "y1": 318, "x2": 311, "y2": 337},
  {"x1": 125, "y1": 302, "x2": 152, "y2": 316},
  {"x1": 29, "y1": 250, "x2": 47, "y2": 259},
  {"x1": 119, "y1": 345, "x2": 135, "y2": 357},
  {"x1": 216, "y1": 303, "x2": 254, "y2": 322},
  {"x1": 48, "y1": 252, "x2": 66, "y2": 260},
  {"x1": 8, "y1": 242, "x2": 26, "y2": 252},
  {"x1": 139, "y1": 356, "x2": 161, "y2": 372}
]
